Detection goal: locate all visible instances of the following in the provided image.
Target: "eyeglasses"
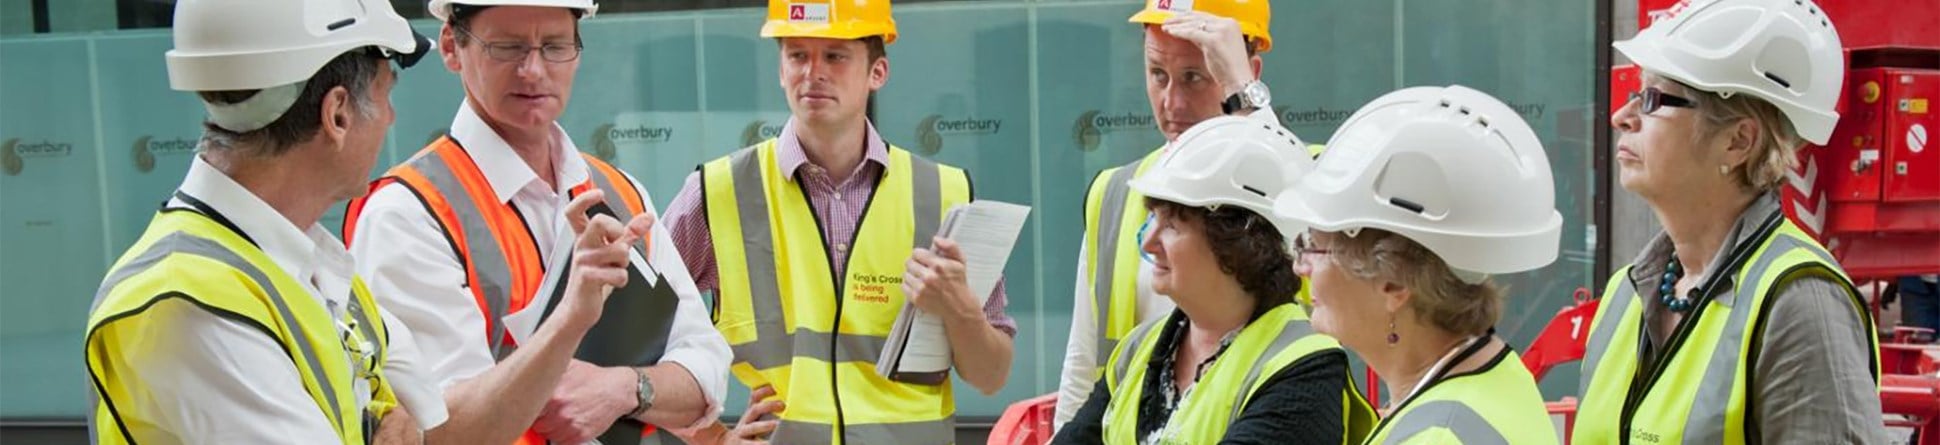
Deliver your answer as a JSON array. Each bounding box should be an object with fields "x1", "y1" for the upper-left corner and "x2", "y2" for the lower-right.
[
  {"x1": 1626, "y1": 87, "x2": 1697, "y2": 115},
  {"x1": 1291, "y1": 231, "x2": 1334, "y2": 260},
  {"x1": 454, "y1": 26, "x2": 582, "y2": 63}
]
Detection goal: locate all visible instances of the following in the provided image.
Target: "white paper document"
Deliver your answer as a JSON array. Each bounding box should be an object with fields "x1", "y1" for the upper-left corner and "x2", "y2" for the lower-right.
[{"x1": 877, "y1": 200, "x2": 1031, "y2": 384}]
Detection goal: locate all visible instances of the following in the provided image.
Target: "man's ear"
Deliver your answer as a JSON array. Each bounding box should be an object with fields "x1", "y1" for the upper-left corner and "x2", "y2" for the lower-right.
[
  {"x1": 441, "y1": 24, "x2": 463, "y2": 73},
  {"x1": 319, "y1": 86, "x2": 354, "y2": 149},
  {"x1": 869, "y1": 55, "x2": 889, "y2": 91}
]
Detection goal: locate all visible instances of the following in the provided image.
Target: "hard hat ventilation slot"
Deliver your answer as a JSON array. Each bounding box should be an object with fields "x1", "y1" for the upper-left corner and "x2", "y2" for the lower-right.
[
  {"x1": 1458, "y1": 107, "x2": 1472, "y2": 116},
  {"x1": 1763, "y1": 71, "x2": 1792, "y2": 89},
  {"x1": 327, "y1": 18, "x2": 358, "y2": 31},
  {"x1": 1241, "y1": 184, "x2": 1268, "y2": 197},
  {"x1": 1388, "y1": 197, "x2": 1426, "y2": 214}
]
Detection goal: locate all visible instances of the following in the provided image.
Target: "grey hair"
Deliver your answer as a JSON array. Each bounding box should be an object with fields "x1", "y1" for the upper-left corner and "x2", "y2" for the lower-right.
[
  {"x1": 196, "y1": 49, "x2": 385, "y2": 157},
  {"x1": 1320, "y1": 229, "x2": 1503, "y2": 336},
  {"x1": 1663, "y1": 77, "x2": 1804, "y2": 192}
]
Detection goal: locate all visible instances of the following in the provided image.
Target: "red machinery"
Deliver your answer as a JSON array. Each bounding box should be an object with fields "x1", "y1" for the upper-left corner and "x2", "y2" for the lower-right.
[{"x1": 989, "y1": 394, "x2": 1057, "y2": 445}]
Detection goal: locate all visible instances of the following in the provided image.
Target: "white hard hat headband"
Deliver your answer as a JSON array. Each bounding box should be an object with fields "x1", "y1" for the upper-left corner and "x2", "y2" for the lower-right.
[{"x1": 204, "y1": 80, "x2": 307, "y2": 133}]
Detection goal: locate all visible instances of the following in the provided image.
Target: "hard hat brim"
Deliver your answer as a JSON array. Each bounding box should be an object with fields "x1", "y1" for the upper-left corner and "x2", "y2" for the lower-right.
[
  {"x1": 1614, "y1": 36, "x2": 1838, "y2": 145},
  {"x1": 1128, "y1": 9, "x2": 1272, "y2": 53},
  {"x1": 760, "y1": 21, "x2": 899, "y2": 44}
]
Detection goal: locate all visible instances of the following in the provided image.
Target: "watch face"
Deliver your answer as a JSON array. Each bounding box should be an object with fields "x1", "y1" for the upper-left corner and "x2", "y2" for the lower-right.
[{"x1": 1245, "y1": 82, "x2": 1271, "y2": 106}]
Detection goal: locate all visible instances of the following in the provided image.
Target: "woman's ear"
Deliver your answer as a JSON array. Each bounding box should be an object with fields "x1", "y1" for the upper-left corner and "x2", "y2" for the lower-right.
[
  {"x1": 1381, "y1": 280, "x2": 1411, "y2": 314},
  {"x1": 1720, "y1": 117, "x2": 1759, "y2": 169}
]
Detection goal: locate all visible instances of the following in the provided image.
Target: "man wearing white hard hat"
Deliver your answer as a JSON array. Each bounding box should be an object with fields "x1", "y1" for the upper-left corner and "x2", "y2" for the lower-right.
[
  {"x1": 1576, "y1": 0, "x2": 1884, "y2": 442},
  {"x1": 344, "y1": 0, "x2": 730, "y2": 444},
  {"x1": 82, "y1": 0, "x2": 448, "y2": 443}
]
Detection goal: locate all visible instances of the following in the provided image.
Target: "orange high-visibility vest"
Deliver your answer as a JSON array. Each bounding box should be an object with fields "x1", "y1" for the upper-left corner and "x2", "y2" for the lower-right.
[{"x1": 344, "y1": 135, "x2": 652, "y2": 444}]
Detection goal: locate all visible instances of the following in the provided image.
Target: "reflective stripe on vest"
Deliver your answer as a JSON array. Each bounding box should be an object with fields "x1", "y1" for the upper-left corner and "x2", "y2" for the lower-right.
[
  {"x1": 1378, "y1": 401, "x2": 1509, "y2": 445},
  {"x1": 703, "y1": 139, "x2": 969, "y2": 445},
  {"x1": 716, "y1": 146, "x2": 944, "y2": 369},
  {"x1": 1083, "y1": 152, "x2": 1162, "y2": 363},
  {"x1": 346, "y1": 136, "x2": 649, "y2": 359},
  {"x1": 1101, "y1": 304, "x2": 1373, "y2": 444},
  {"x1": 86, "y1": 209, "x2": 394, "y2": 445},
  {"x1": 1574, "y1": 218, "x2": 1876, "y2": 444},
  {"x1": 1367, "y1": 348, "x2": 1556, "y2": 445},
  {"x1": 345, "y1": 136, "x2": 666, "y2": 444}
]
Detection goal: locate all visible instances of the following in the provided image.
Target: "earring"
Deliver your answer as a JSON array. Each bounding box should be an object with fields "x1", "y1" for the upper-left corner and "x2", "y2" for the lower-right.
[
  {"x1": 1719, "y1": 164, "x2": 1731, "y2": 175},
  {"x1": 1387, "y1": 316, "x2": 1399, "y2": 346}
]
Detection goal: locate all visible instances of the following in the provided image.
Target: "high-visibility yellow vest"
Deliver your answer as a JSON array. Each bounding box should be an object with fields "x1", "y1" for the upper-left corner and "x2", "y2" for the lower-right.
[
  {"x1": 703, "y1": 139, "x2": 972, "y2": 444},
  {"x1": 1081, "y1": 149, "x2": 1313, "y2": 371},
  {"x1": 1101, "y1": 303, "x2": 1375, "y2": 444},
  {"x1": 1574, "y1": 216, "x2": 1878, "y2": 444},
  {"x1": 1365, "y1": 346, "x2": 1558, "y2": 444},
  {"x1": 86, "y1": 199, "x2": 397, "y2": 444}
]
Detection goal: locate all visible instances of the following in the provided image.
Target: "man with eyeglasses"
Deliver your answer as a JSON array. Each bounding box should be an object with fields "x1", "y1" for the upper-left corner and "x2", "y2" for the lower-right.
[{"x1": 344, "y1": 1, "x2": 730, "y2": 444}]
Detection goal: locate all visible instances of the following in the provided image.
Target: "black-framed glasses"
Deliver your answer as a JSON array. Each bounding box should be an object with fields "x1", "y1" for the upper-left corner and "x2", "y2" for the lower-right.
[
  {"x1": 454, "y1": 26, "x2": 583, "y2": 63},
  {"x1": 1627, "y1": 87, "x2": 1697, "y2": 115}
]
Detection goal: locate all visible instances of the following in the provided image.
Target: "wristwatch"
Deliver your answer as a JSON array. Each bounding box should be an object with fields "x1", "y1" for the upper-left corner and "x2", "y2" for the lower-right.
[
  {"x1": 1222, "y1": 80, "x2": 1272, "y2": 115},
  {"x1": 630, "y1": 367, "x2": 654, "y2": 419}
]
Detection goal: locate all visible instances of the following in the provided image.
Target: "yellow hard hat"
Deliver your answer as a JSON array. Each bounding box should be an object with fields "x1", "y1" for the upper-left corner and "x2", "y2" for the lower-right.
[
  {"x1": 761, "y1": 0, "x2": 897, "y2": 44},
  {"x1": 1129, "y1": 0, "x2": 1272, "y2": 53}
]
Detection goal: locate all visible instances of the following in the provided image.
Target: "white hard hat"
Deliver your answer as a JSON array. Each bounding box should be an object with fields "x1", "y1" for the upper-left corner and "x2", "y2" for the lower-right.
[
  {"x1": 427, "y1": 0, "x2": 599, "y2": 22},
  {"x1": 1615, "y1": 0, "x2": 1843, "y2": 144},
  {"x1": 1129, "y1": 115, "x2": 1316, "y2": 238},
  {"x1": 168, "y1": 0, "x2": 430, "y2": 132},
  {"x1": 1273, "y1": 85, "x2": 1562, "y2": 282},
  {"x1": 168, "y1": 0, "x2": 428, "y2": 92}
]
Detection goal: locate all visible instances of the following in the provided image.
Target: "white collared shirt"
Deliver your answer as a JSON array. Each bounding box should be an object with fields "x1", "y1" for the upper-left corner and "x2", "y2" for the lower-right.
[
  {"x1": 113, "y1": 155, "x2": 445, "y2": 444},
  {"x1": 349, "y1": 101, "x2": 729, "y2": 428}
]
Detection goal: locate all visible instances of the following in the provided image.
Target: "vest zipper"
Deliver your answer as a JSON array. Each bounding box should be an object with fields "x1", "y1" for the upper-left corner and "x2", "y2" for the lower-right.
[
  {"x1": 793, "y1": 165, "x2": 886, "y2": 444},
  {"x1": 1617, "y1": 212, "x2": 1782, "y2": 444},
  {"x1": 794, "y1": 177, "x2": 848, "y2": 441}
]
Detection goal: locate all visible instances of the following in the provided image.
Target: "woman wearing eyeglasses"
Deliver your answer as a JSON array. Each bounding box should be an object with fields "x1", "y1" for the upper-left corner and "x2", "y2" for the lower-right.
[
  {"x1": 1052, "y1": 116, "x2": 1374, "y2": 445},
  {"x1": 1573, "y1": 0, "x2": 1884, "y2": 443},
  {"x1": 1273, "y1": 85, "x2": 1562, "y2": 444}
]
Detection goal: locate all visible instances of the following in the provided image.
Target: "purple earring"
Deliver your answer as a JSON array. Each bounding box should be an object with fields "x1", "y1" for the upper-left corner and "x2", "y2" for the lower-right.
[{"x1": 1387, "y1": 318, "x2": 1399, "y2": 346}]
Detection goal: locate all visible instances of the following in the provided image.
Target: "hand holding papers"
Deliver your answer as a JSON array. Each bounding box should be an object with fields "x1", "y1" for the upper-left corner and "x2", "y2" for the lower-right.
[{"x1": 880, "y1": 200, "x2": 1031, "y2": 384}]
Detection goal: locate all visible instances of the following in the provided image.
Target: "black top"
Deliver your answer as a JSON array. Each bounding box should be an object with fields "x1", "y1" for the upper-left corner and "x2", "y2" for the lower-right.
[{"x1": 1052, "y1": 311, "x2": 1352, "y2": 445}]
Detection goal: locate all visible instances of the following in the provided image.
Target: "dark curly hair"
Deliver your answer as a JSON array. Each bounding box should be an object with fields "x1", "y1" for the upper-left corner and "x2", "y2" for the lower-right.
[{"x1": 1146, "y1": 198, "x2": 1300, "y2": 319}]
